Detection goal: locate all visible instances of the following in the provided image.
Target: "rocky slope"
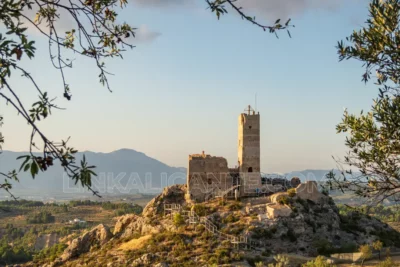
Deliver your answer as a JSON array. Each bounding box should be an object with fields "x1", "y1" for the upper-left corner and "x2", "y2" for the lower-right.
[{"x1": 18, "y1": 184, "x2": 400, "y2": 267}]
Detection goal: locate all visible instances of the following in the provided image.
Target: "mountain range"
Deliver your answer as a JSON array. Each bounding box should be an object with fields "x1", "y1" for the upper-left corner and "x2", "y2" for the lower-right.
[
  {"x1": 0, "y1": 149, "x2": 341, "y2": 199},
  {"x1": 0, "y1": 149, "x2": 186, "y2": 198}
]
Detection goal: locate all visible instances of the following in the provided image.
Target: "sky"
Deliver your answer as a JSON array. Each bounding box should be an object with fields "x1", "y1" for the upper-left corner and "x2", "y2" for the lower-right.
[{"x1": 1, "y1": 0, "x2": 379, "y2": 173}]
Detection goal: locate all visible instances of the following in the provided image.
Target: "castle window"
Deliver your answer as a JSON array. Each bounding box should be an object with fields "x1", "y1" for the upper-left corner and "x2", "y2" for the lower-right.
[
  {"x1": 248, "y1": 167, "x2": 253, "y2": 172},
  {"x1": 249, "y1": 126, "x2": 252, "y2": 129},
  {"x1": 208, "y1": 178, "x2": 212, "y2": 185}
]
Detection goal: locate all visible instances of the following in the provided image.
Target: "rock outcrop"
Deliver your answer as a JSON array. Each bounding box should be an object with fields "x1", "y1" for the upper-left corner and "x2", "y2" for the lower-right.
[
  {"x1": 295, "y1": 181, "x2": 326, "y2": 202},
  {"x1": 251, "y1": 196, "x2": 400, "y2": 256},
  {"x1": 113, "y1": 214, "x2": 161, "y2": 237},
  {"x1": 59, "y1": 224, "x2": 112, "y2": 262},
  {"x1": 266, "y1": 204, "x2": 292, "y2": 219},
  {"x1": 143, "y1": 184, "x2": 187, "y2": 218},
  {"x1": 130, "y1": 253, "x2": 158, "y2": 267},
  {"x1": 28, "y1": 181, "x2": 400, "y2": 267},
  {"x1": 34, "y1": 233, "x2": 59, "y2": 250}
]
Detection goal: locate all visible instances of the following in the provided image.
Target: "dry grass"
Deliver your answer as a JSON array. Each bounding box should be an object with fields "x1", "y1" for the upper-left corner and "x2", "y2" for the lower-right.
[{"x1": 118, "y1": 235, "x2": 152, "y2": 251}]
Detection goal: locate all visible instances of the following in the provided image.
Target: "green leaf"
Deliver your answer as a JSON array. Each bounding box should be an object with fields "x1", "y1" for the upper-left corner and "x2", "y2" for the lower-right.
[
  {"x1": 24, "y1": 163, "x2": 30, "y2": 172},
  {"x1": 18, "y1": 155, "x2": 30, "y2": 172},
  {"x1": 30, "y1": 161, "x2": 39, "y2": 178}
]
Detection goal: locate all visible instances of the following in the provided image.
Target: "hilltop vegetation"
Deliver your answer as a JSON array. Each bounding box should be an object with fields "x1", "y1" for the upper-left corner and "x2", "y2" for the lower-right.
[
  {"x1": 25, "y1": 185, "x2": 400, "y2": 267},
  {"x1": 0, "y1": 199, "x2": 146, "y2": 265}
]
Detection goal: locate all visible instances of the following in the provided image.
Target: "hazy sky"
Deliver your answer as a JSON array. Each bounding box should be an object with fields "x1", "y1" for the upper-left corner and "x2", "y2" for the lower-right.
[{"x1": 2, "y1": 0, "x2": 378, "y2": 173}]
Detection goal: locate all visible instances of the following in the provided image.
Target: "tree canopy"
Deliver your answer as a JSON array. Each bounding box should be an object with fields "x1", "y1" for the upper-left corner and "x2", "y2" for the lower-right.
[{"x1": 330, "y1": 0, "x2": 400, "y2": 203}]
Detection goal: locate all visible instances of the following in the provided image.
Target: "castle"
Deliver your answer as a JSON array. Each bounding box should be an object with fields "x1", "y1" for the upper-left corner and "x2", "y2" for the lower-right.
[{"x1": 186, "y1": 105, "x2": 263, "y2": 202}]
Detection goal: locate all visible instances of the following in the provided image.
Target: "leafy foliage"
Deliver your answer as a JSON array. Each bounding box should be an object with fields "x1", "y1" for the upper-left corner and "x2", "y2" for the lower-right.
[
  {"x1": 102, "y1": 201, "x2": 143, "y2": 216},
  {"x1": 278, "y1": 195, "x2": 290, "y2": 205},
  {"x1": 302, "y1": 256, "x2": 335, "y2": 267},
  {"x1": 313, "y1": 238, "x2": 357, "y2": 256},
  {"x1": 206, "y1": 0, "x2": 293, "y2": 37},
  {"x1": 377, "y1": 257, "x2": 398, "y2": 267},
  {"x1": 0, "y1": 238, "x2": 32, "y2": 265},
  {"x1": 331, "y1": 0, "x2": 400, "y2": 203},
  {"x1": 359, "y1": 244, "x2": 372, "y2": 266},
  {"x1": 0, "y1": 0, "x2": 136, "y2": 197},
  {"x1": 26, "y1": 211, "x2": 55, "y2": 224},
  {"x1": 173, "y1": 213, "x2": 185, "y2": 227},
  {"x1": 192, "y1": 204, "x2": 207, "y2": 217},
  {"x1": 373, "y1": 240, "x2": 383, "y2": 260},
  {"x1": 267, "y1": 254, "x2": 290, "y2": 267},
  {"x1": 33, "y1": 243, "x2": 67, "y2": 263},
  {"x1": 287, "y1": 188, "x2": 296, "y2": 198}
]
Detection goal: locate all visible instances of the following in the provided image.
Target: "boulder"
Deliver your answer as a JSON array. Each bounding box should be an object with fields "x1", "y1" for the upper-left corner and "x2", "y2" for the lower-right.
[
  {"x1": 295, "y1": 181, "x2": 325, "y2": 202},
  {"x1": 130, "y1": 253, "x2": 157, "y2": 267},
  {"x1": 143, "y1": 184, "x2": 187, "y2": 218},
  {"x1": 266, "y1": 204, "x2": 292, "y2": 219},
  {"x1": 59, "y1": 224, "x2": 112, "y2": 262},
  {"x1": 114, "y1": 214, "x2": 161, "y2": 237}
]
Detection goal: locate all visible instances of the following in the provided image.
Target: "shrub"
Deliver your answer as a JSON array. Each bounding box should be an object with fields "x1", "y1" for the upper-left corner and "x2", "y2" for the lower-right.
[
  {"x1": 278, "y1": 196, "x2": 290, "y2": 205},
  {"x1": 173, "y1": 213, "x2": 185, "y2": 227},
  {"x1": 0, "y1": 241, "x2": 33, "y2": 264},
  {"x1": 287, "y1": 188, "x2": 296, "y2": 197},
  {"x1": 223, "y1": 214, "x2": 238, "y2": 224},
  {"x1": 302, "y1": 256, "x2": 333, "y2": 267},
  {"x1": 193, "y1": 204, "x2": 207, "y2": 216},
  {"x1": 313, "y1": 239, "x2": 334, "y2": 256},
  {"x1": 377, "y1": 257, "x2": 397, "y2": 267},
  {"x1": 196, "y1": 224, "x2": 205, "y2": 232},
  {"x1": 26, "y1": 211, "x2": 55, "y2": 224},
  {"x1": 228, "y1": 201, "x2": 243, "y2": 211},
  {"x1": 251, "y1": 227, "x2": 276, "y2": 239},
  {"x1": 244, "y1": 255, "x2": 264, "y2": 266},
  {"x1": 271, "y1": 254, "x2": 290, "y2": 266},
  {"x1": 337, "y1": 243, "x2": 357, "y2": 253},
  {"x1": 372, "y1": 240, "x2": 383, "y2": 259},
  {"x1": 359, "y1": 244, "x2": 372, "y2": 266}
]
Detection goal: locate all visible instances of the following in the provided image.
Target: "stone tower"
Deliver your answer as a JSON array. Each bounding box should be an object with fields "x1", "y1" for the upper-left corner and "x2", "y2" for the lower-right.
[
  {"x1": 238, "y1": 105, "x2": 260, "y2": 172},
  {"x1": 238, "y1": 105, "x2": 261, "y2": 194}
]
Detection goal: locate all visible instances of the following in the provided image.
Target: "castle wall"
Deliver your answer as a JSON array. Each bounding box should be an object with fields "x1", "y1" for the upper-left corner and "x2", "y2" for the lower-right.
[
  {"x1": 187, "y1": 154, "x2": 233, "y2": 202},
  {"x1": 240, "y1": 172, "x2": 262, "y2": 195}
]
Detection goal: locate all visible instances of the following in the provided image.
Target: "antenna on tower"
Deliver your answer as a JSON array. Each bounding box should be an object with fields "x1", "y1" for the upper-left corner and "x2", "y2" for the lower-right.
[{"x1": 255, "y1": 93, "x2": 257, "y2": 113}]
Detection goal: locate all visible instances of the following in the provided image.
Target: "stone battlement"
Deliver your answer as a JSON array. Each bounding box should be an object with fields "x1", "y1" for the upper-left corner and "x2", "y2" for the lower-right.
[{"x1": 189, "y1": 154, "x2": 225, "y2": 160}]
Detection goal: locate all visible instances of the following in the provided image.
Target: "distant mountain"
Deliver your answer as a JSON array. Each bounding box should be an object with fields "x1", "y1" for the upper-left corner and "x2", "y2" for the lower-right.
[
  {"x1": 0, "y1": 149, "x2": 186, "y2": 197},
  {"x1": 0, "y1": 148, "x2": 353, "y2": 200}
]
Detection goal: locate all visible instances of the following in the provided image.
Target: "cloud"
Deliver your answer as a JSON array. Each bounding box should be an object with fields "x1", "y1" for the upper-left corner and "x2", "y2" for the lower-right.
[
  {"x1": 22, "y1": 7, "x2": 161, "y2": 45},
  {"x1": 236, "y1": 0, "x2": 346, "y2": 20},
  {"x1": 134, "y1": 25, "x2": 162, "y2": 44},
  {"x1": 131, "y1": 0, "x2": 353, "y2": 21},
  {"x1": 131, "y1": 0, "x2": 194, "y2": 8}
]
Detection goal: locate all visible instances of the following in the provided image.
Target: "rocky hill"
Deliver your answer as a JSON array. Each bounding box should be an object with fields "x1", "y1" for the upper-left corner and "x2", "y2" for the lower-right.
[{"x1": 18, "y1": 184, "x2": 400, "y2": 267}]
